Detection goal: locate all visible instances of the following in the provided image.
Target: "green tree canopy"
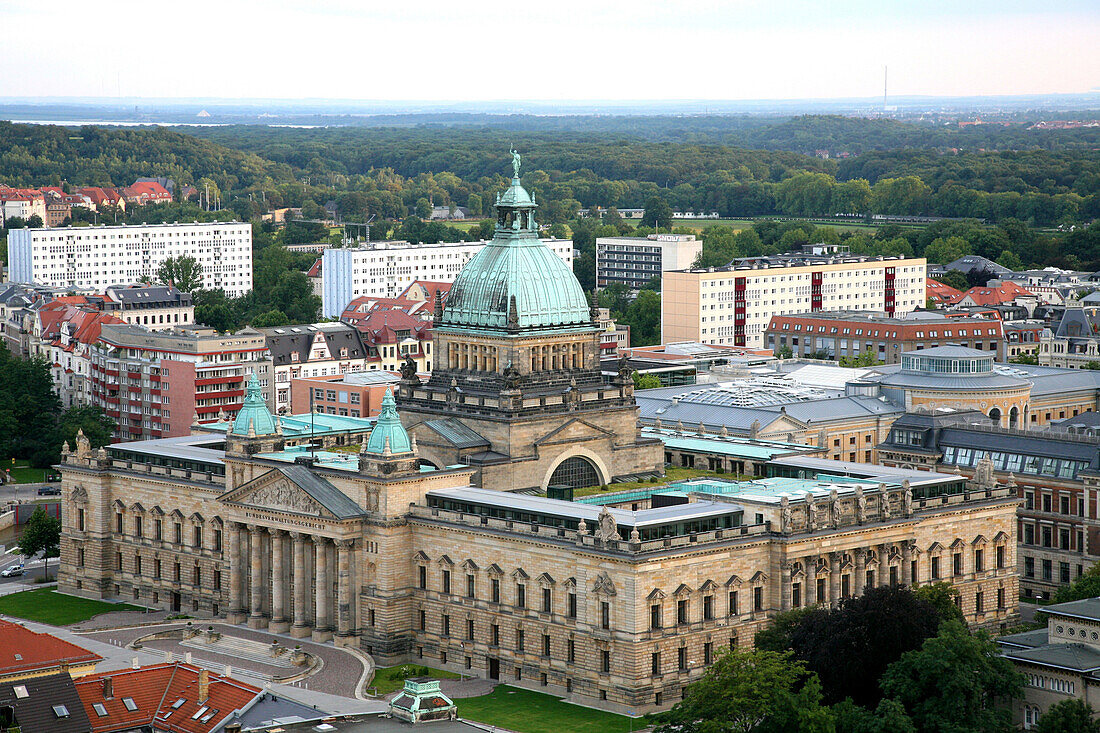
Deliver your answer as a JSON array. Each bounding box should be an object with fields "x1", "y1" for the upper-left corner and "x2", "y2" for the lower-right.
[
  {"x1": 933, "y1": 270, "x2": 971, "y2": 292},
  {"x1": 1035, "y1": 699, "x2": 1100, "y2": 733},
  {"x1": 642, "y1": 196, "x2": 673, "y2": 230},
  {"x1": 1051, "y1": 561, "x2": 1100, "y2": 604},
  {"x1": 653, "y1": 647, "x2": 834, "y2": 733},
  {"x1": 155, "y1": 255, "x2": 204, "y2": 292},
  {"x1": 17, "y1": 506, "x2": 61, "y2": 580},
  {"x1": 879, "y1": 620, "x2": 1023, "y2": 733}
]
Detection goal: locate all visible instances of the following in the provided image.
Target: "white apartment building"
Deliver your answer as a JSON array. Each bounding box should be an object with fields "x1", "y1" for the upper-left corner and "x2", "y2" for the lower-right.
[
  {"x1": 7, "y1": 221, "x2": 253, "y2": 297},
  {"x1": 596, "y1": 233, "x2": 702, "y2": 293},
  {"x1": 662, "y1": 245, "x2": 926, "y2": 349},
  {"x1": 321, "y1": 238, "x2": 573, "y2": 318}
]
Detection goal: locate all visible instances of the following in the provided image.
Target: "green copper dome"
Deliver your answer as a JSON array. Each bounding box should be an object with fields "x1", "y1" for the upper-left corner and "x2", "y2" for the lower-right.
[
  {"x1": 231, "y1": 372, "x2": 277, "y2": 436},
  {"x1": 365, "y1": 388, "x2": 412, "y2": 455},
  {"x1": 442, "y1": 155, "x2": 590, "y2": 331}
]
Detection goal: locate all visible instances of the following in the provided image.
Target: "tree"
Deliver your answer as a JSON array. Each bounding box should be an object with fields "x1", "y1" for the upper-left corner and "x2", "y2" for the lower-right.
[
  {"x1": 785, "y1": 585, "x2": 943, "y2": 707},
  {"x1": 17, "y1": 506, "x2": 61, "y2": 580},
  {"x1": 642, "y1": 197, "x2": 672, "y2": 230},
  {"x1": 155, "y1": 255, "x2": 203, "y2": 292},
  {"x1": 935, "y1": 270, "x2": 971, "y2": 292},
  {"x1": 653, "y1": 648, "x2": 834, "y2": 733},
  {"x1": 911, "y1": 582, "x2": 965, "y2": 626},
  {"x1": 1010, "y1": 352, "x2": 1039, "y2": 365},
  {"x1": 26, "y1": 214, "x2": 43, "y2": 228},
  {"x1": 252, "y1": 309, "x2": 290, "y2": 327},
  {"x1": 833, "y1": 698, "x2": 916, "y2": 733},
  {"x1": 1035, "y1": 699, "x2": 1100, "y2": 733},
  {"x1": 880, "y1": 620, "x2": 1023, "y2": 733},
  {"x1": 625, "y1": 290, "x2": 661, "y2": 346},
  {"x1": 1051, "y1": 561, "x2": 1100, "y2": 604},
  {"x1": 631, "y1": 371, "x2": 661, "y2": 390},
  {"x1": 58, "y1": 406, "x2": 115, "y2": 453},
  {"x1": 415, "y1": 197, "x2": 432, "y2": 219},
  {"x1": 839, "y1": 350, "x2": 881, "y2": 368},
  {"x1": 923, "y1": 236, "x2": 970, "y2": 266},
  {"x1": 777, "y1": 344, "x2": 794, "y2": 359}
]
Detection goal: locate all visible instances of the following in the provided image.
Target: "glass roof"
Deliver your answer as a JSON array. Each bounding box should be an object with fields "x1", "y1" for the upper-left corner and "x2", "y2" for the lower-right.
[{"x1": 676, "y1": 379, "x2": 829, "y2": 407}]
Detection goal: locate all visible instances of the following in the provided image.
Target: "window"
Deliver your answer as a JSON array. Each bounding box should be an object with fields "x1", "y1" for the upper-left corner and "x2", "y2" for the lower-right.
[
  {"x1": 543, "y1": 587, "x2": 552, "y2": 613},
  {"x1": 466, "y1": 574, "x2": 475, "y2": 598},
  {"x1": 974, "y1": 549, "x2": 984, "y2": 573},
  {"x1": 122, "y1": 698, "x2": 137, "y2": 712},
  {"x1": 193, "y1": 525, "x2": 202, "y2": 548},
  {"x1": 567, "y1": 592, "x2": 577, "y2": 618},
  {"x1": 516, "y1": 584, "x2": 526, "y2": 609},
  {"x1": 953, "y1": 553, "x2": 962, "y2": 576},
  {"x1": 492, "y1": 578, "x2": 500, "y2": 604},
  {"x1": 467, "y1": 619, "x2": 475, "y2": 641},
  {"x1": 601, "y1": 601, "x2": 611, "y2": 629},
  {"x1": 997, "y1": 588, "x2": 1006, "y2": 610},
  {"x1": 1025, "y1": 556, "x2": 1035, "y2": 578},
  {"x1": 568, "y1": 638, "x2": 576, "y2": 663},
  {"x1": 677, "y1": 599, "x2": 688, "y2": 625},
  {"x1": 442, "y1": 570, "x2": 451, "y2": 595},
  {"x1": 996, "y1": 545, "x2": 1005, "y2": 569},
  {"x1": 601, "y1": 650, "x2": 611, "y2": 674},
  {"x1": 418, "y1": 566, "x2": 426, "y2": 589},
  {"x1": 517, "y1": 629, "x2": 525, "y2": 652},
  {"x1": 753, "y1": 586, "x2": 763, "y2": 612},
  {"x1": 678, "y1": 647, "x2": 688, "y2": 671},
  {"x1": 975, "y1": 592, "x2": 984, "y2": 614},
  {"x1": 651, "y1": 604, "x2": 663, "y2": 630},
  {"x1": 442, "y1": 615, "x2": 450, "y2": 636},
  {"x1": 115, "y1": 512, "x2": 123, "y2": 533},
  {"x1": 491, "y1": 624, "x2": 499, "y2": 646},
  {"x1": 651, "y1": 651, "x2": 661, "y2": 676},
  {"x1": 703, "y1": 595, "x2": 714, "y2": 620},
  {"x1": 704, "y1": 641, "x2": 713, "y2": 665},
  {"x1": 543, "y1": 634, "x2": 551, "y2": 656},
  {"x1": 729, "y1": 590, "x2": 738, "y2": 615}
]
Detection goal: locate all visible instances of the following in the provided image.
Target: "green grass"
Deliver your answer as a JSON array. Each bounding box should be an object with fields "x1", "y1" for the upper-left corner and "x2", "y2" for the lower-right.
[
  {"x1": 0, "y1": 589, "x2": 142, "y2": 625},
  {"x1": 458, "y1": 686, "x2": 638, "y2": 733},
  {"x1": 370, "y1": 664, "x2": 462, "y2": 695},
  {"x1": 574, "y1": 467, "x2": 746, "y2": 497},
  {"x1": 7, "y1": 465, "x2": 47, "y2": 483}
]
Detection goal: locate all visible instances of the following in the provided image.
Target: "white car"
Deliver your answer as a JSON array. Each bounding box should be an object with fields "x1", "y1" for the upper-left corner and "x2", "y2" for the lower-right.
[{"x1": 0, "y1": 565, "x2": 25, "y2": 577}]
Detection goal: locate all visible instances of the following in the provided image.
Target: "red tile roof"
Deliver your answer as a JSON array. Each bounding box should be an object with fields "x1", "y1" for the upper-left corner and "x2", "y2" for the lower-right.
[
  {"x1": 926, "y1": 278, "x2": 963, "y2": 305},
  {"x1": 341, "y1": 296, "x2": 432, "y2": 325},
  {"x1": 307, "y1": 258, "x2": 322, "y2": 278},
  {"x1": 950, "y1": 280, "x2": 1035, "y2": 306},
  {"x1": 75, "y1": 662, "x2": 261, "y2": 733},
  {"x1": 400, "y1": 280, "x2": 452, "y2": 302},
  {"x1": 0, "y1": 620, "x2": 103, "y2": 678}
]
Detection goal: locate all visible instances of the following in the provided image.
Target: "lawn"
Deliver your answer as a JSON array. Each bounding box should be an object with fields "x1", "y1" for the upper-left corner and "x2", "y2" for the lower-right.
[
  {"x1": 0, "y1": 588, "x2": 143, "y2": 626},
  {"x1": 370, "y1": 664, "x2": 461, "y2": 695},
  {"x1": 458, "y1": 686, "x2": 640, "y2": 733},
  {"x1": 573, "y1": 467, "x2": 746, "y2": 497},
  {"x1": 7, "y1": 464, "x2": 47, "y2": 484}
]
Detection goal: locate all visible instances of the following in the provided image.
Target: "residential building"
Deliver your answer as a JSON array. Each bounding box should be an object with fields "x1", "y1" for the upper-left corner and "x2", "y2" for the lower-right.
[
  {"x1": 926, "y1": 277, "x2": 963, "y2": 306},
  {"x1": 290, "y1": 370, "x2": 400, "y2": 416},
  {"x1": 1005, "y1": 321, "x2": 1044, "y2": 360},
  {"x1": 765, "y1": 310, "x2": 1007, "y2": 362},
  {"x1": 999, "y1": 597, "x2": 1100, "y2": 729},
  {"x1": 36, "y1": 303, "x2": 126, "y2": 407},
  {"x1": 259, "y1": 322, "x2": 369, "y2": 415},
  {"x1": 101, "y1": 284, "x2": 194, "y2": 329},
  {"x1": 662, "y1": 245, "x2": 926, "y2": 348},
  {"x1": 119, "y1": 181, "x2": 172, "y2": 207},
  {"x1": 0, "y1": 672, "x2": 92, "y2": 733},
  {"x1": 7, "y1": 221, "x2": 253, "y2": 296},
  {"x1": 341, "y1": 295, "x2": 434, "y2": 326},
  {"x1": 402, "y1": 280, "x2": 452, "y2": 304},
  {"x1": 1039, "y1": 306, "x2": 1100, "y2": 368},
  {"x1": 949, "y1": 281, "x2": 1037, "y2": 309},
  {"x1": 58, "y1": 379, "x2": 1018, "y2": 714},
  {"x1": 0, "y1": 620, "x2": 102, "y2": 682},
  {"x1": 596, "y1": 234, "x2": 702, "y2": 292},
  {"x1": 74, "y1": 187, "x2": 125, "y2": 212},
  {"x1": 320, "y1": 238, "x2": 572, "y2": 318},
  {"x1": 0, "y1": 187, "x2": 47, "y2": 224},
  {"x1": 876, "y1": 410, "x2": 1100, "y2": 600},
  {"x1": 932, "y1": 254, "x2": 1011, "y2": 279},
  {"x1": 89, "y1": 324, "x2": 269, "y2": 440},
  {"x1": 352, "y1": 308, "x2": 434, "y2": 373}
]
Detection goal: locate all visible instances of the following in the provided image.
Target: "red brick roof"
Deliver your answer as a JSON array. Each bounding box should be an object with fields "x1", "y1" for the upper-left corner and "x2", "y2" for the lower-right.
[
  {"x1": 0, "y1": 619, "x2": 102, "y2": 678},
  {"x1": 926, "y1": 278, "x2": 963, "y2": 305},
  {"x1": 75, "y1": 662, "x2": 260, "y2": 733},
  {"x1": 400, "y1": 280, "x2": 452, "y2": 302},
  {"x1": 950, "y1": 280, "x2": 1035, "y2": 306}
]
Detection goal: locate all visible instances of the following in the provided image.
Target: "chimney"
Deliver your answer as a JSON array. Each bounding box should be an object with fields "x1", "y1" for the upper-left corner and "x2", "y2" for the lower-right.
[
  {"x1": 102, "y1": 677, "x2": 113, "y2": 699},
  {"x1": 198, "y1": 668, "x2": 210, "y2": 704}
]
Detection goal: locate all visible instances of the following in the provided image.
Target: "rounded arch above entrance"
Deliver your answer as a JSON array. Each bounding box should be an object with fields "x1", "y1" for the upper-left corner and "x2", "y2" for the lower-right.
[{"x1": 542, "y1": 449, "x2": 611, "y2": 492}]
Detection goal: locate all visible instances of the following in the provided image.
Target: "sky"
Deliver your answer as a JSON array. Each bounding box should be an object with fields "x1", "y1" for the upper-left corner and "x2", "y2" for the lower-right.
[{"x1": 1, "y1": 0, "x2": 1097, "y2": 102}]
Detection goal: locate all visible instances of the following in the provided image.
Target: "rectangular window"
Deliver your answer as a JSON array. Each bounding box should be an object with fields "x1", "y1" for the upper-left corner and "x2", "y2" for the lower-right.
[
  {"x1": 703, "y1": 595, "x2": 714, "y2": 620},
  {"x1": 975, "y1": 592, "x2": 984, "y2": 614},
  {"x1": 678, "y1": 647, "x2": 687, "y2": 671},
  {"x1": 704, "y1": 641, "x2": 713, "y2": 666},
  {"x1": 516, "y1": 584, "x2": 526, "y2": 609},
  {"x1": 467, "y1": 574, "x2": 475, "y2": 598},
  {"x1": 174, "y1": 523, "x2": 182, "y2": 544},
  {"x1": 153, "y1": 518, "x2": 160, "y2": 540},
  {"x1": 1025, "y1": 556, "x2": 1035, "y2": 577},
  {"x1": 517, "y1": 629, "x2": 525, "y2": 652},
  {"x1": 543, "y1": 634, "x2": 551, "y2": 657},
  {"x1": 568, "y1": 639, "x2": 576, "y2": 663},
  {"x1": 677, "y1": 599, "x2": 688, "y2": 625},
  {"x1": 134, "y1": 516, "x2": 142, "y2": 538},
  {"x1": 792, "y1": 583, "x2": 802, "y2": 608},
  {"x1": 442, "y1": 570, "x2": 451, "y2": 595},
  {"x1": 601, "y1": 601, "x2": 611, "y2": 630},
  {"x1": 193, "y1": 526, "x2": 202, "y2": 548},
  {"x1": 116, "y1": 513, "x2": 123, "y2": 534},
  {"x1": 953, "y1": 553, "x2": 962, "y2": 576},
  {"x1": 543, "y1": 587, "x2": 552, "y2": 613},
  {"x1": 418, "y1": 566, "x2": 426, "y2": 589},
  {"x1": 753, "y1": 586, "x2": 764, "y2": 611},
  {"x1": 729, "y1": 590, "x2": 738, "y2": 615},
  {"x1": 213, "y1": 529, "x2": 222, "y2": 552},
  {"x1": 492, "y1": 578, "x2": 500, "y2": 604},
  {"x1": 442, "y1": 615, "x2": 450, "y2": 636},
  {"x1": 974, "y1": 549, "x2": 984, "y2": 573},
  {"x1": 651, "y1": 604, "x2": 662, "y2": 630},
  {"x1": 997, "y1": 588, "x2": 1006, "y2": 609},
  {"x1": 996, "y1": 546, "x2": 1005, "y2": 569},
  {"x1": 467, "y1": 619, "x2": 475, "y2": 641},
  {"x1": 1043, "y1": 559, "x2": 1053, "y2": 581},
  {"x1": 651, "y1": 652, "x2": 661, "y2": 676},
  {"x1": 601, "y1": 650, "x2": 610, "y2": 674},
  {"x1": 1061, "y1": 562, "x2": 1071, "y2": 584},
  {"x1": 567, "y1": 592, "x2": 577, "y2": 619},
  {"x1": 491, "y1": 624, "x2": 499, "y2": 646}
]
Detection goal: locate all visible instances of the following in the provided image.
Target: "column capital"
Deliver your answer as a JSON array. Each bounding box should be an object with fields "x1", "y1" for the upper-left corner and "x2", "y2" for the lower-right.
[
  {"x1": 289, "y1": 531, "x2": 308, "y2": 542},
  {"x1": 854, "y1": 547, "x2": 867, "y2": 560},
  {"x1": 269, "y1": 528, "x2": 286, "y2": 538},
  {"x1": 335, "y1": 538, "x2": 355, "y2": 550},
  {"x1": 246, "y1": 523, "x2": 262, "y2": 535},
  {"x1": 312, "y1": 535, "x2": 329, "y2": 547}
]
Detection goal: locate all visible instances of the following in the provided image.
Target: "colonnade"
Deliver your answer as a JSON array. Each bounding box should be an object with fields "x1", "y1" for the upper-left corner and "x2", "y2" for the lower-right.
[
  {"x1": 226, "y1": 521, "x2": 356, "y2": 642},
  {"x1": 780, "y1": 541, "x2": 916, "y2": 611}
]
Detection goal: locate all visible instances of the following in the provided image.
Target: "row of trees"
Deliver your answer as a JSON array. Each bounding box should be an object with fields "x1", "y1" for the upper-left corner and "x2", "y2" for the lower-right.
[
  {"x1": 0, "y1": 346, "x2": 115, "y2": 467},
  {"x1": 654, "y1": 584, "x2": 1087, "y2": 733}
]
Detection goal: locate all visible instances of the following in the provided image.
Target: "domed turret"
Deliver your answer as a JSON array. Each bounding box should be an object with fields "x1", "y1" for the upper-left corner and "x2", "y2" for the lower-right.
[
  {"x1": 365, "y1": 388, "x2": 412, "y2": 455},
  {"x1": 441, "y1": 151, "x2": 590, "y2": 331},
  {"x1": 231, "y1": 373, "x2": 277, "y2": 437}
]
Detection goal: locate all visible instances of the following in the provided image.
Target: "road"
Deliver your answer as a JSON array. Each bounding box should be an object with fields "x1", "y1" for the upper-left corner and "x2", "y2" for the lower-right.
[
  {"x1": 1, "y1": 482, "x2": 59, "y2": 503},
  {"x1": 0, "y1": 547, "x2": 49, "y2": 592}
]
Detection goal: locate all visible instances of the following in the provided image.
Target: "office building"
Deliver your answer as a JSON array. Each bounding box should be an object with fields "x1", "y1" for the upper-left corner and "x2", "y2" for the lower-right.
[
  {"x1": 596, "y1": 234, "x2": 701, "y2": 292},
  {"x1": 662, "y1": 245, "x2": 926, "y2": 348}
]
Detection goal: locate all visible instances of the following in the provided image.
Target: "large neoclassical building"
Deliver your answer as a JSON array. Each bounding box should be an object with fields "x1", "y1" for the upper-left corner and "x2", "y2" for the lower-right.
[{"x1": 57, "y1": 161, "x2": 1021, "y2": 713}]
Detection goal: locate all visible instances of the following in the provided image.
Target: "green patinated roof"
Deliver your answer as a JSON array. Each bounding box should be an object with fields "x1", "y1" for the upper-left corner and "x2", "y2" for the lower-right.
[
  {"x1": 365, "y1": 387, "x2": 412, "y2": 455},
  {"x1": 442, "y1": 164, "x2": 590, "y2": 331},
  {"x1": 231, "y1": 373, "x2": 277, "y2": 436}
]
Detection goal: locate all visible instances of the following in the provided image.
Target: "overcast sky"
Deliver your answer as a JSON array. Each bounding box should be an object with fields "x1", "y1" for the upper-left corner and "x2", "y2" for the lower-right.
[{"x1": 1, "y1": 0, "x2": 1096, "y2": 101}]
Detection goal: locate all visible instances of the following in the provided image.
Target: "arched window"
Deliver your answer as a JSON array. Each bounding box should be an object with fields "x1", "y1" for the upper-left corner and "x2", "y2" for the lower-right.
[
  {"x1": 549, "y1": 456, "x2": 600, "y2": 491},
  {"x1": 989, "y1": 407, "x2": 1001, "y2": 425},
  {"x1": 1009, "y1": 406, "x2": 1020, "y2": 429}
]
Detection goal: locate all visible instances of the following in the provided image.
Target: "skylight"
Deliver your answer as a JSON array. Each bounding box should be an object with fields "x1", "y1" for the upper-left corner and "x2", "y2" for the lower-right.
[
  {"x1": 122, "y1": 697, "x2": 138, "y2": 711},
  {"x1": 53, "y1": 704, "x2": 70, "y2": 718},
  {"x1": 93, "y1": 703, "x2": 108, "y2": 717},
  {"x1": 13, "y1": 686, "x2": 28, "y2": 699},
  {"x1": 192, "y1": 706, "x2": 208, "y2": 720},
  {"x1": 172, "y1": 698, "x2": 186, "y2": 709}
]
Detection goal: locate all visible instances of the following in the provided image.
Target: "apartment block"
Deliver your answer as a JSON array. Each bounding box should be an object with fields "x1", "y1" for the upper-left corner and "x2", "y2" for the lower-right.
[
  {"x1": 7, "y1": 221, "x2": 253, "y2": 296},
  {"x1": 596, "y1": 234, "x2": 701, "y2": 292}
]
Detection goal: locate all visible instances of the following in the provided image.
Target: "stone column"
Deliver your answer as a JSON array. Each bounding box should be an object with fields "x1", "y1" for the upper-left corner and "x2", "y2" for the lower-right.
[
  {"x1": 902, "y1": 542, "x2": 914, "y2": 587},
  {"x1": 779, "y1": 561, "x2": 793, "y2": 611},
  {"x1": 269, "y1": 530, "x2": 289, "y2": 633},
  {"x1": 335, "y1": 539, "x2": 355, "y2": 646},
  {"x1": 227, "y1": 522, "x2": 245, "y2": 624},
  {"x1": 248, "y1": 525, "x2": 266, "y2": 629},
  {"x1": 312, "y1": 536, "x2": 332, "y2": 642},
  {"x1": 290, "y1": 532, "x2": 311, "y2": 639},
  {"x1": 805, "y1": 557, "x2": 817, "y2": 606},
  {"x1": 854, "y1": 548, "x2": 867, "y2": 597},
  {"x1": 829, "y1": 552, "x2": 842, "y2": 606}
]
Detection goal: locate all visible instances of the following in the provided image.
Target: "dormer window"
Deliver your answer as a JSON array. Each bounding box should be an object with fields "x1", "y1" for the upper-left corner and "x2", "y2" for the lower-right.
[{"x1": 291, "y1": 352, "x2": 299, "y2": 362}]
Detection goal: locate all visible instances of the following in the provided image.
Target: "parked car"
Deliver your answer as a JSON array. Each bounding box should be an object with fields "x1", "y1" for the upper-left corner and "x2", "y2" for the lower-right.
[
  {"x1": 36, "y1": 486, "x2": 61, "y2": 496},
  {"x1": 0, "y1": 565, "x2": 24, "y2": 577}
]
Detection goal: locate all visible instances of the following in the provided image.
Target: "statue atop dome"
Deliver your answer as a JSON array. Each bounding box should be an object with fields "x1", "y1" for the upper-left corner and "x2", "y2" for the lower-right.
[{"x1": 510, "y1": 147, "x2": 522, "y2": 178}]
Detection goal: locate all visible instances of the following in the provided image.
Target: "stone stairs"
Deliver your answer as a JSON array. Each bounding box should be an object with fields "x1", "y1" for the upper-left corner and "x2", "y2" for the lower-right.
[{"x1": 181, "y1": 635, "x2": 299, "y2": 668}]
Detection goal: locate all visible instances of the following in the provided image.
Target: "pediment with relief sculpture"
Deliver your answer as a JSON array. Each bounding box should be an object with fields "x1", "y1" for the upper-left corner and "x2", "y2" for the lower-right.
[{"x1": 217, "y1": 465, "x2": 365, "y2": 520}]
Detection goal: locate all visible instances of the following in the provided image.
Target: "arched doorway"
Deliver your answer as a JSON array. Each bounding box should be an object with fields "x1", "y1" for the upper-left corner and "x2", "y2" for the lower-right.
[
  {"x1": 548, "y1": 455, "x2": 601, "y2": 491},
  {"x1": 988, "y1": 407, "x2": 1001, "y2": 426},
  {"x1": 1009, "y1": 406, "x2": 1019, "y2": 429}
]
